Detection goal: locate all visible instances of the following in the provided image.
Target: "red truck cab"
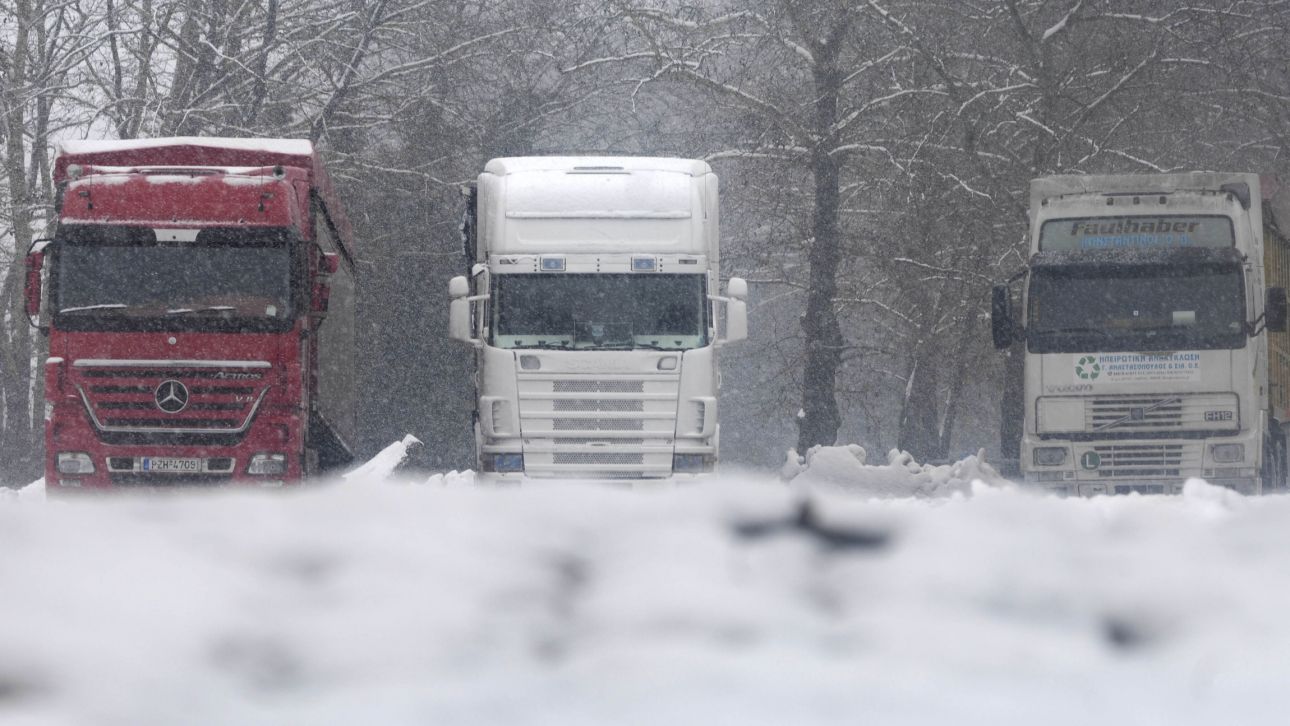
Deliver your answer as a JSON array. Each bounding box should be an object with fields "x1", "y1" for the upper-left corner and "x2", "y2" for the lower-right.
[{"x1": 26, "y1": 138, "x2": 358, "y2": 489}]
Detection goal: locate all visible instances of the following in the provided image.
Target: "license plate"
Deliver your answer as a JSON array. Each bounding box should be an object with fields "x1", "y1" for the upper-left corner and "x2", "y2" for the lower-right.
[{"x1": 142, "y1": 457, "x2": 202, "y2": 473}]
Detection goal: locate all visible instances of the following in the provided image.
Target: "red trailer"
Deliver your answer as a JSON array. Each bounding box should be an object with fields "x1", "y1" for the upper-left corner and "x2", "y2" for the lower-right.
[{"x1": 25, "y1": 137, "x2": 357, "y2": 489}]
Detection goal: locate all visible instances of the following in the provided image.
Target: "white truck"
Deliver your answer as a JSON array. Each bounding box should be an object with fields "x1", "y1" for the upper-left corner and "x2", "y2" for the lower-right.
[
  {"x1": 449, "y1": 157, "x2": 746, "y2": 480},
  {"x1": 993, "y1": 172, "x2": 1290, "y2": 495}
]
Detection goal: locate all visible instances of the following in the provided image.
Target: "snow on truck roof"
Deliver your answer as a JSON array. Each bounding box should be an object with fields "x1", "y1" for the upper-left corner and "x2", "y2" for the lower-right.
[
  {"x1": 53, "y1": 137, "x2": 318, "y2": 179},
  {"x1": 52, "y1": 137, "x2": 358, "y2": 258},
  {"x1": 1031, "y1": 172, "x2": 1260, "y2": 201},
  {"x1": 57, "y1": 137, "x2": 313, "y2": 157},
  {"x1": 484, "y1": 156, "x2": 711, "y2": 176}
]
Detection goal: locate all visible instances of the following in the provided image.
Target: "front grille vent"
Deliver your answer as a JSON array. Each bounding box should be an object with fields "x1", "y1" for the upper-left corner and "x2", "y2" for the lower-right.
[
  {"x1": 553, "y1": 380, "x2": 644, "y2": 393},
  {"x1": 552, "y1": 452, "x2": 644, "y2": 465},
  {"x1": 553, "y1": 399, "x2": 643, "y2": 412},
  {"x1": 553, "y1": 418, "x2": 644, "y2": 431},
  {"x1": 1090, "y1": 397, "x2": 1183, "y2": 430},
  {"x1": 1094, "y1": 444, "x2": 1184, "y2": 478},
  {"x1": 73, "y1": 363, "x2": 269, "y2": 443}
]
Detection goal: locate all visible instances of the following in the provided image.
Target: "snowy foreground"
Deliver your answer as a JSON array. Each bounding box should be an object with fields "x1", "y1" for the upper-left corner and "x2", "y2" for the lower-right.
[{"x1": 5, "y1": 443, "x2": 1290, "y2": 725}]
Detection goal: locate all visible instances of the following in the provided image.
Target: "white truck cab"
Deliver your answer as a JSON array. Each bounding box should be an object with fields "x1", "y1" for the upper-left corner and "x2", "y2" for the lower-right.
[
  {"x1": 449, "y1": 157, "x2": 746, "y2": 480},
  {"x1": 994, "y1": 173, "x2": 1290, "y2": 495}
]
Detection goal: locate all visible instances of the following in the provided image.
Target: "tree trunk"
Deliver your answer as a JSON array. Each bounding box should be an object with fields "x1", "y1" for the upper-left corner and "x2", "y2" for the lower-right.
[
  {"x1": 1, "y1": 0, "x2": 37, "y2": 482},
  {"x1": 897, "y1": 351, "x2": 944, "y2": 461},
  {"x1": 796, "y1": 49, "x2": 845, "y2": 452}
]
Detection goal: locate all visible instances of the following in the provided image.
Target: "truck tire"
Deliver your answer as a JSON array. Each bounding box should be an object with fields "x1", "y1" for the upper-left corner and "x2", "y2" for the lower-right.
[{"x1": 1261, "y1": 421, "x2": 1287, "y2": 493}]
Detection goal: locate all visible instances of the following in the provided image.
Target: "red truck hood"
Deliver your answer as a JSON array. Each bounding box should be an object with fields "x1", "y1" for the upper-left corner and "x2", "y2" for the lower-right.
[{"x1": 52, "y1": 329, "x2": 290, "y2": 368}]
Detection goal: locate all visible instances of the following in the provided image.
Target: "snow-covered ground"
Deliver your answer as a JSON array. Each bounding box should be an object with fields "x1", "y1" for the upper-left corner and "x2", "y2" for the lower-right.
[{"x1": 4, "y1": 442, "x2": 1290, "y2": 725}]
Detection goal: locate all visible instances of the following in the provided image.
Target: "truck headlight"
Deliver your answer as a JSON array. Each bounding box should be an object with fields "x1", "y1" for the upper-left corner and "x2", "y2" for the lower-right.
[
  {"x1": 1033, "y1": 447, "x2": 1068, "y2": 467},
  {"x1": 673, "y1": 454, "x2": 712, "y2": 473},
  {"x1": 56, "y1": 452, "x2": 95, "y2": 474},
  {"x1": 484, "y1": 453, "x2": 524, "y2": 473},
  {"x1": 1210, "y1": 443, "x2": 1244, "y2": 464},
  {"x1": 247, "y1": 453, "x2": 287, "y2": 475}
]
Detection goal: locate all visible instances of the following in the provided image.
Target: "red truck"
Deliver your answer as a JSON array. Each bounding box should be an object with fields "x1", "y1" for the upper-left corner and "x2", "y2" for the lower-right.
[{"x1": 24, "y1": 137, "x2": 357, "y2": 489}]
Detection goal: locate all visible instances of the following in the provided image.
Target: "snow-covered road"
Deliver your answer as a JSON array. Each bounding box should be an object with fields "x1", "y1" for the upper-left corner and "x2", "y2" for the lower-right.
[{"x1": 4, "y1": 444, "x2": 1290, "y2": 725}]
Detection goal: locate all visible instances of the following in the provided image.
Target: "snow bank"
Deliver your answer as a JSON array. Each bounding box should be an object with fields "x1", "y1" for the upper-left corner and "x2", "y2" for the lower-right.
[
  {"x1": 342, "y1": 434, "x2": 421, "y2": 481},
  {"x1": 782, "y1": 444, "x2": 1008, "y2": 497},
  {"x1": 6, "y1": 447, "x2": 1290, "y2": 724},
  {"x1": 0, "y1": 477, "x2": 45, "y2": 502}
]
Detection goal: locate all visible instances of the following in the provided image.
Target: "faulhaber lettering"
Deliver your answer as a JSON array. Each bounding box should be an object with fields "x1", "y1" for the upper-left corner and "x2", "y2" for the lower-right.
[{"x1": 1069, "y1": 219, "x2": 1200, "y2": 236}]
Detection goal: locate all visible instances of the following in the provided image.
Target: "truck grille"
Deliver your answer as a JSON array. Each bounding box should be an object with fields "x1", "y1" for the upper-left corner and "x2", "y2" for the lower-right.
[
  {"x1": 517, "y1": 373, "x2": 679, "y2": 478},
  {"x1": 1040, "y1": 393, "x2": 1239, "y2": 435},
  {"x1": 1090, "y1": 397, "x2": 1185, "y2": 430},
  {"x1": 552, "y1": 452, "x2": 645, "y2": 465},
  {"x1": 1091, "y1": 443, "x2": 1197, "y2": 478},
  {"x1": 72, "y1": 360, "x2": 271, "y2": 442}
]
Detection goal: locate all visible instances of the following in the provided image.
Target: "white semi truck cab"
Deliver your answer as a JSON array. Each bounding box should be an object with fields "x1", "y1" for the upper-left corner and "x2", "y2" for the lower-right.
[
  {"x1": 449, "y1": 157, "x2": 746, "y2": 480},
  {"x1": 993, "y1": 173, "x2": 1290, "y2": 495}
]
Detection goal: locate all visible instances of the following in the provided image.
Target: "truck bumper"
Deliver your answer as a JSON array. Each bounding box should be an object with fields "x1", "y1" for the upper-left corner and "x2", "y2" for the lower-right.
[
  {"x1": 1025, "y1": 477, "x2": 1258, "y2": 497},
  {"x1": 45, "y1": 405, "x2": 305, "y2": 490},
  {"x1": 474, "y1": 471, "x2": 713, "y2": 487},
  {"x1": 1022, "y1": 431, "x2": 1262, "y2": 496}
]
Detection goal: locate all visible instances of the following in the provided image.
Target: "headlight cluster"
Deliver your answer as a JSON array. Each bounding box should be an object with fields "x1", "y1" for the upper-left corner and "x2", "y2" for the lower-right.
[
  {"x1": 673, "y1": 454, "x2": 713, "y2": 473},
  {"x1": 483, "y1": 453, "x2": 524, "y2": 473},
  {"x1": 56, "y1": 452, "x2": 95, "y2": 474},
  {"x1": 1209, "y1": 443, "x2": 1244, "y2": 464},
  {"x1": 1032, "y1": 447, "x2": 1068, "y2": 467},
  {"x1": 247, "y1": 453, "x2": 287, "y2": 475}
]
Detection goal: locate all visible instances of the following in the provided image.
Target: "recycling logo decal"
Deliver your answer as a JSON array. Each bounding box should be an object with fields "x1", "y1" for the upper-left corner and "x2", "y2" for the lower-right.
[{"x1": 1075, "y1": 355, "x2": 1101, "y2": 380}]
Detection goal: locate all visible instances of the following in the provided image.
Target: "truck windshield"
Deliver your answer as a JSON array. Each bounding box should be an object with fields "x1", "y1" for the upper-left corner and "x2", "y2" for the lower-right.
[
  {"x1": 492, "y1": 274, "x2": 708, "y2": 350},
  {"x1": 53, "y1": 229, "x2": 293, "y2": 331},
  {"x1": 1027, "y1": 265, "x2": 1246, "y2": 353}
]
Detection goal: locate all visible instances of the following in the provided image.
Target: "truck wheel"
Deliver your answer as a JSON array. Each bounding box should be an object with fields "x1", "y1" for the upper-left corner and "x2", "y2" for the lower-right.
[
  {"x1": 1261, "y1": 433, "x2": 1287, "y2": 494},
  {"x1": 1277, "y1": 433, "x2": 1288, "y2": 492}
]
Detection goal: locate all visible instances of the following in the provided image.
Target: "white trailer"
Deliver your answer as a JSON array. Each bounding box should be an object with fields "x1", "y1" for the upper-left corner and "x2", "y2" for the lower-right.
[
  {"x1": 449, "y1": 157, "x2": 746, "y2": 480},
  {"x1": 993, "y1": 173, "x2": 1290, "y2": 495}
]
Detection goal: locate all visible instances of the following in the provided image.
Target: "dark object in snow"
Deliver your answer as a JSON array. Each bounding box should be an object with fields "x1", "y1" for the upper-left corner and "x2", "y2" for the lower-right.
[
  {"x1": 1101, "y1": 615, "x2": 1152, "y2": 651},
  {"x1": 0, "y1": 672, "x2": 43, "y2": 702},
  {"x1": 732, "y1": 498, "x2": 890, "y2": 552}
]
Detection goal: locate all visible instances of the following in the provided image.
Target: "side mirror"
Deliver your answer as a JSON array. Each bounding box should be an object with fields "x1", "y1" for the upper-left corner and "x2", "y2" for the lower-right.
[
  {"x1": 449, "y1": 275, "x2": 470, "y2": 299},
  {"x1": 320, "y1": 251, "x2": 340, "y2": 275},
  {"x1": 716, "y1": 277, "x2": 748, "y2": 344},
  {"x1": 449, "y1": 276, "x2": 476, "y2": 344},
  {"x1": 25, "y1": 250, "x2": 45, "y2": 321},
  {"x1": 311, "y1": 280, "x2": 331, "y2": 314},
  {"x1": 727, "y1": 276, "x2": 747, "y2": 301},
  {"x1": 1267, "y1": 286, "x2": 1288, "y2": 333},
  {"x1": 991, "y1": 284, "x2": 1014, "y2": 349},
  {"x1": 724, "y1": 298, "x2": 748, "y2": 344}
]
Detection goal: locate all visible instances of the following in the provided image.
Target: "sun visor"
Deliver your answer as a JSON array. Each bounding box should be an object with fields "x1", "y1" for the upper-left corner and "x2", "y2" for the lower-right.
[
  {"x1": 505, "y1": 171, "x2": 691, "y2": 219},
  {"x1": 1029, "y1": 246, "x2": 1245, "y2": 270}
]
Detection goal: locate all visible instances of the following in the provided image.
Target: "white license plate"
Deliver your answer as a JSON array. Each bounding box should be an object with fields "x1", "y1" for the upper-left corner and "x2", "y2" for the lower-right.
[{"x1": 142, "y1": 457, "x2": 202, "y2": 473}]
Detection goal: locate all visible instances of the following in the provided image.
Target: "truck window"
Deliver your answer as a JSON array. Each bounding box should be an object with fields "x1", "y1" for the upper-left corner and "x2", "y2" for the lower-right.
[
  {"x1": 52, "y1": 227, "x2": 294, "y2": 332},
  {"x1": 1027, "y1": 264, "x2": 1246, "y2": 353},
  {"x1": 492, "y1": 273, "x2": 708, "y2": 350}
]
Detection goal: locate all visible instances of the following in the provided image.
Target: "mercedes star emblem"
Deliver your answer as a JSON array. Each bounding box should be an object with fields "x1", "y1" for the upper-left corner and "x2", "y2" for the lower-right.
[{"x1": 154, "y1": 380, "x2": 190, "y2": 413}]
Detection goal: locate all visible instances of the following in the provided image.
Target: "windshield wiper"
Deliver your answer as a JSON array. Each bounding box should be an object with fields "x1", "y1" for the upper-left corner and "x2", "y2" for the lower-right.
[
  {"x1": 165, "y1": 305, "x2": 238, "y2": 315},
  {"x1": 1130, "y1": 324, "x2": 1206, "y2": 334},
  {"x1": 582, "y1": 342, "x2": 678, "y2": 351},
  {"x1": 1033, "y1": 326, "x2": 1112, "y2": 338},
  {"x1": 58, "y1": 303, "x2": 130, "y2": 314}
]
